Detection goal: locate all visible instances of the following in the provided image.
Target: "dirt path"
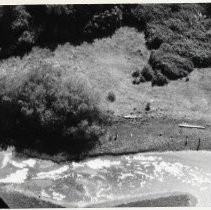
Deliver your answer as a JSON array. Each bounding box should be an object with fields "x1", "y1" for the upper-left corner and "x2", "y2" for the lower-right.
[{"x1": 89, "y1": 116, "x2": 211, "y2": 157}]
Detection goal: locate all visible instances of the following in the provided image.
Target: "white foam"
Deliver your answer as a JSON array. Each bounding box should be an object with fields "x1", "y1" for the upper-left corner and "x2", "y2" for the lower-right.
[
  {"x1": 10, "y1": 159, "x2": 36, "y2": 169},
  {"x1": 119, "y1": 173, "x2": 134, "y2": 180},
  {"x1": 85, "y1": 159, "x2": 120, "y2": 170},
  {"x1": 133, "y1": 155, "x2": 162, "y2": 162},
  {"x1": 22, "y1": 159, "x2": 36, "y2": 168},
  {"x1": 11, "y1": 161, "x2": 26, "y2": 168},
  {"x1": 34, "y1": 165, "x2": 69, "y2": 180},
  {"x1": 52, "y1": 191, "x2": 66, "y2": 201},
  {"x1": 72, "y1": 162, "x2": 84, "y2": 168},
  {"x1": 189, "y1": 171, "x2": 211, "y2": 186},
  {"x1": 0, "y1": 168, "x2": 29, "y2": 183},
  {"x1": 41, "y1": 190, "x2": 51, "y2": 198},
  {"x1": 154, "y1": 161, "x2": 184, "y2": 177},
  {"x1": 200, "y1": 186, "x2": 208, "y2": 191},
  {"x1": 1, "y1": 153, "x2": 12, "y2": 168},
  {"x1": 135, "y1": 170, "x2": 154, "y2": 179}
]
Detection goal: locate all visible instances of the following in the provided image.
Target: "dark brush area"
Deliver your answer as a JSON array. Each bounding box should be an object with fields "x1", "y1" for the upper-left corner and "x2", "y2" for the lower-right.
[
  {"x1": 1, "y1": 4, "x2": 211, "y2": 84},
  {"x1": 0, "y1": 63, "x2": 112, "y2": 159}
]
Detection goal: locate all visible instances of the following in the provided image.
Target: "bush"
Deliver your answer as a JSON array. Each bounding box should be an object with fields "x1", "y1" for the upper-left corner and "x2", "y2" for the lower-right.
[
  {"x1": 132, "y1": 69, "x2": 141, "y2": 78},
  {"x1": 130, "y1": 4, "x2": 172, "y2": 29},
  {"x1": 166, "y1": 39, "x2": 211, "y2": 68},
  {"x1": 0, "y1": 6, "x2": 36, "y2": 58},
  {"x1": 132, "y1": 75, "x2": 145, "y2": 85},
  {"x1": 152, "y1": 71, "x2": 168, "y2": 86},
  {"x1": 84, "y1": 6, "x2": 123, "y2": 39},
  {"x1": 0, "y1": 63, "x2": 109, "y2": 156},
  {"x1": 145, "y1": 22, "x2": 177, "y2": 49},
  {"x1": 132, "y1": 77, "x2": 140, "y2": 85},
  {"x1": 149, "y1": 49, "x2": 194, "y2": 80},
  {"x1": 139, "y1": 75, "x2": 146, "y2": 82},
  {"x1": 145, "y1": 102, "x2": 151, "y2": 111},
  {"x1": 131, "y1": 4, "x2": 211, "y2": 85},
  {"x1": 141, "y1": 64, "x2": 155, "y2": 81},
  {"x1": 107, "y1": 91, "x2": 116, "y2": 102}
]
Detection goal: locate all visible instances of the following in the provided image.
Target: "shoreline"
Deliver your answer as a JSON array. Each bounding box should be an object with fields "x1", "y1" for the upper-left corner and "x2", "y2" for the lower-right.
[
  {"x1": 88, "y1": 192, "x2": 197, "y2": 207},
  {"x1": 11, "y1": 114, "x2": 211, "y2": 163}
]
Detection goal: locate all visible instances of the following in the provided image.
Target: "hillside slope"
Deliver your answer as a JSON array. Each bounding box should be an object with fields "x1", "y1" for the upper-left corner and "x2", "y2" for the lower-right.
[
  {"x1": 47, "y1": 27, "x2": 150, "y2": 115},
  {"x1": 1, "y1": 26, "x2": 211, "y2": 122},
  {"x1": 49, "y1": 27, "x2": 211, "y2": 122},
  {"x1": 1, "y1": 26, "x2": 211, "y2": 159}
]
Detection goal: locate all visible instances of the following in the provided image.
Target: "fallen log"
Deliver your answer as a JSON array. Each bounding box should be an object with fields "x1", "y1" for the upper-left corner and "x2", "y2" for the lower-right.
[
  {"x1": 179, "y1": 123, "x2": 205, "y2": 129},
  {"x1": 123, "y1": 115, "x2": 141, "y2": 119}
]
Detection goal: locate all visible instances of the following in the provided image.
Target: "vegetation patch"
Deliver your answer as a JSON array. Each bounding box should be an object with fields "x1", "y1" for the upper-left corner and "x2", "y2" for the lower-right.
[
  {"x1": 141, "y1": 64, "x2": 154, "y2": 82},
  {"x1": 152, "y1": 71, "x2": 168, "y2": 86},
  {"x1": 145, "y1": 102, "x2": 151, "y2": 111},
  {"x1": 107, "y1": 91, "x2": 116, "y2": 102},
  {"x1": 0, "y1": 63, "x2": 110, "y2": 158},
  {"x1": 130, "y1": 4, "x2": 211, "y2": 85},
  {"x1": 1, "y1": 4, "x2": 211, "y2": 86},
  {"x1": 149, "y1": 49, "x2": 194, "y2": 80},
  {"x1": 1, "y1": 4, "x2": 211, "y2": 159},
  {"x1": 132, "y1": 69, "x2": 142, "y2": 78}
]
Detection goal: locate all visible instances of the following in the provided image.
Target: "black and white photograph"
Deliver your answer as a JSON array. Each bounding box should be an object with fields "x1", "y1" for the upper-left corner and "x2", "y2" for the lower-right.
[{"x1": 0, "y1": 2, "x2": 210, "y2": 208}]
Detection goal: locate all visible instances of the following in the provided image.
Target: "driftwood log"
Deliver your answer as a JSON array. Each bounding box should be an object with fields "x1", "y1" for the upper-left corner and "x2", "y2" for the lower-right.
[{"x1": 179, "y1": 123, "x2": 205, "y2": 129}]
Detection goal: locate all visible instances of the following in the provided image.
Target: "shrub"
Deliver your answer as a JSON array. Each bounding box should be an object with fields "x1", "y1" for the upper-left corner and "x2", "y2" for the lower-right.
[
  {"x1": 145, "y1": 102, "x2": 151, "y2": 111},
  {"x1": 132, "y1": 68, "x2": 146, "y2": 84},
  {"x1": 132, "y1": 77, "x2": 140, "y2": 85},
  {"x1": 145, "y1": 22, "x2": 177, "y2": 49},
  {"x1": 132, "y1": 3, "x2": 211, "y2": 85},
  {"x1": 139, "y1": 75, "x2": 146, "y2": 83},
  {"x1": 132, "y1": 75, "x2": 146, "y2": 85},
  {"x1": 163, "y1": 17, "x2": 188, "y2": 33},
  {"x1": 0, "y1": 6, "x2": 36, "y2": 58},
  {"x1": 107, "y1": 91, "x2": 116, "y2": 102},
  {"x1": 149, "y1": 49, "x2": 194, "y2": 80},
  {"x1": 132, "y1": 69, "x2": 141, "y2": 78},
  {"x1": 0, "y1": 63, "x2": 108, "y2": 156},
  {"x1": 130, "y1": 4, "x2": 172, "y2": 29},
  {"x1": 141, "y1": 64, "x2": 155, "y2": 81},
  {"x1": 152, "y1": 71, "x2": 168, "y2": 86},
  {"x1": 167, "y1": 39, "x2": 211, "y2": 68},
  {"x1": 84, "y1": 6, "x2": 123, "y2": 39}
]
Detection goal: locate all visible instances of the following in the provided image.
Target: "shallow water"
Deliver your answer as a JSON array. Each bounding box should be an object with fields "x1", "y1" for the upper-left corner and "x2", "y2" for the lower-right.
[{"x1": 0, "y1": 149, "x2": 211, "y2": 207}]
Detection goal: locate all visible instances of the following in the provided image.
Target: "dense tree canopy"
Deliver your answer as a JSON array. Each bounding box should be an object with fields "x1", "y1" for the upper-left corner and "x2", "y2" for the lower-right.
[{"x1": 0, "y1": 4, "x2": 211, "y2": 81}]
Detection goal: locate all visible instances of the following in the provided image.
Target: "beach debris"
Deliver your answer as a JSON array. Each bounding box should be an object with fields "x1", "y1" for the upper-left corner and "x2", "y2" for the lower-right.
[
  {"x1": 145, "y1": 102, "x2": 151, "y2": 111},
  {"x1": 123, "y1": 115, "x2": 141, "y2": 119},
  {"x1": 197, "y1": 138, "x2": 201, "y2": 151},
  {"x1": 179, "y1": 123, "x2": 205, "y2": 129},
  {"x1": 114, "y1": 129, "x2": 118, "y2": 141},
  {"x1": 185, "y1": 136, "x2": 188, "y2": 146}
]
